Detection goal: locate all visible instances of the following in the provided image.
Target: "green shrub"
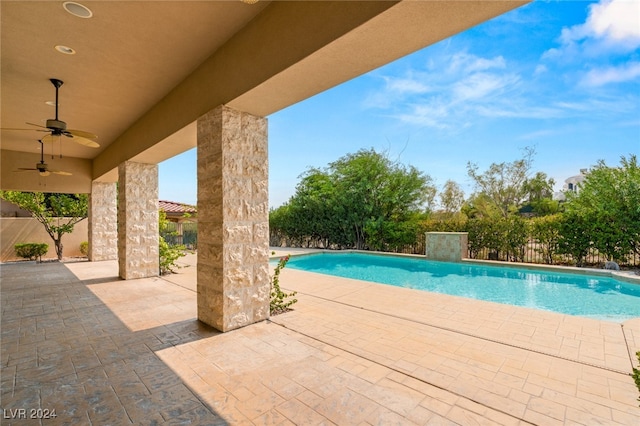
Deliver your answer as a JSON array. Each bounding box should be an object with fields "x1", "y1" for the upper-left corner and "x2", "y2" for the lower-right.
[
  {"x1": 15, "y1": 243, "x2": 49, "y2": 261},
  {"x1": 159, "y1": 237, "x2": 186, "y2": 275},
  {"x1": 270, "y1": 254, "x2": 297, "y2": 315},
  {"x1": 158, "y1": 210, "x2": 186, "y2": 275},
  {"x1": 80, "y1": 241, "x2": 89, "y2": 256}
]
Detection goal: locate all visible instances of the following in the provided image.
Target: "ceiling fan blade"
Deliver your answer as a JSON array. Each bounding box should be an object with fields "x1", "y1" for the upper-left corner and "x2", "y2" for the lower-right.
[
  {"x1": 1, "y1": 127, "x2": 48, "y2": 132},
  {"x1": 15, "y1": 168, "x2": 38, "y2": 171},
  {"x1": 69, "y1": 135, "x2": 100, "y2": 148},
  {"x1": 67, "y1": 129, "x2": 98, "y2": 139},
  {"x1": 25, "y1": 122, "x2": 50, "y2": 130},
  {"x1": 51, "y1": 170, "x2": 73, "y2": 176}
]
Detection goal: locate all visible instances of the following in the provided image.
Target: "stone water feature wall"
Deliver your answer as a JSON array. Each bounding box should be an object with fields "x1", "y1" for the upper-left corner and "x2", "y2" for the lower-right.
[{"x1": 425, "y1": 232, "x2": 468, "y2": 262}]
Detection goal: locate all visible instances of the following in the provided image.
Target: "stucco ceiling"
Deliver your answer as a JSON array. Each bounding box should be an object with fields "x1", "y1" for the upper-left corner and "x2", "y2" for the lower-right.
[
  {"x1": 1, "y1": 1, "x2": 272, "y2": 160},
  {"x1": 1, "y1": 1, "x2": 527, "y2": 191}
]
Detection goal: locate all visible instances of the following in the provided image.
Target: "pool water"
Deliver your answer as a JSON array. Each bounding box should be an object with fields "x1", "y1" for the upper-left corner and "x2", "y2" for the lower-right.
[{"x1": 281, "y1": 252, "x2": 640, "y2": 322}]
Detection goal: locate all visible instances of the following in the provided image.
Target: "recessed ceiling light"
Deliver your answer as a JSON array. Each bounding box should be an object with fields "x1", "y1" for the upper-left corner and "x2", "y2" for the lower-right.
[
  {"x1": 63, "y1": 2, "x2": 93, "y2": 18},
  {"x1": 55, "y1": 45, "x2": 76, "y2": 55}
]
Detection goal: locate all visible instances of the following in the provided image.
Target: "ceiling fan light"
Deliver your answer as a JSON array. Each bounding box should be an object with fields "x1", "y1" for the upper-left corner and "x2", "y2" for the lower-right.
[
  {"x1": 55, "y1": 45, "x2": 76, "y2": 55},
  {"x1": 63, "y1": 2, "x2": 93, "y2": 18}
]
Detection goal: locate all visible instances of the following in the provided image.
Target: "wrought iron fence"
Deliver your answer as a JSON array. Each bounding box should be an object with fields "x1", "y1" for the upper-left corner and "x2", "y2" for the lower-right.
[
  {"x1": 160, "y1": 222, "x2": 198, "y2": 249},
  {"x1": 395, "y1": 237, "x2": 639, "y2": 268}
]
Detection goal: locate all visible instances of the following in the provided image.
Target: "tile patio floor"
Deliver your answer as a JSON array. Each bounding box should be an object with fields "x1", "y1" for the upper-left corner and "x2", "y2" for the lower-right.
[{"x1": 1, "y1": 252, "x2": 639, "y2": 425}]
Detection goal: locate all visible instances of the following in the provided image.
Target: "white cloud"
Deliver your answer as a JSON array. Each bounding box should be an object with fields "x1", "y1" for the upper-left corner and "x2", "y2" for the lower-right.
[
  {"x1": 452, "y1": 73, "x2": 518, "y2": 102},
  {"x1": 365, "y1": 51, "x2": 523, "y2": 129},
  {"x1": 448, "y1": 53, "x2": 506, "y2": 73},
  {"x1": 363, "y1": 74, "x2": 432, "y2": 109},
  {"x1": 518, "y1": 129, "x2": 562, "y2": 141},
  {"x1": 554, "y1": 0, "x2": 640, "y2": 51},
  {"x1": 539, "y1": 1, "x2": 640, "y2": 90},
  {"x1": 581, "y1": 62, "x2": 640, "y2": 86},
  {"x1": 474, "y1": 104, "x2": 563, "y2": 120},
  {"x1": 534, "y1": 64, "x2": 548, "y2": 75},
  {"x1": 584, "y1": 0, "x2": 640, "y2": 43},
  {"x1": 385, "y1": 77, "x2": 431, "y2": 95}
]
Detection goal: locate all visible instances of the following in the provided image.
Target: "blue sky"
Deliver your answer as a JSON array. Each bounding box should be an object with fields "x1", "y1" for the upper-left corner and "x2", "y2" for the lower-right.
[{"x1": 159, "y1": 0, "x2": 640, "y2": 209}]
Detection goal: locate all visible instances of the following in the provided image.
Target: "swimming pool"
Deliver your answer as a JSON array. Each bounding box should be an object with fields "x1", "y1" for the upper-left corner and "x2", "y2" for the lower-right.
[{"x1": 281, "y1": 252, "x2": 640, "y2": 322}]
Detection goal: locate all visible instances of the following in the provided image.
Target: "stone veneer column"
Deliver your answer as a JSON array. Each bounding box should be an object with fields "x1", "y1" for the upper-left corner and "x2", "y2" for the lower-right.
[
  {"x1": 197, "y1": 105, "x2": 269, "y2": 332},
  {"x1": 118, "y1": 161, "x2": 159, "y2": 279},
  {"x1": 88, "y1": 181, "x2": 118, "y2": 261}
]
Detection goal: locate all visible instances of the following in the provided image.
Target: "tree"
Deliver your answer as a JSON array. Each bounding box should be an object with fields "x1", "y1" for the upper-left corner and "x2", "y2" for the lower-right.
[
  {"x1": 461, "y1": 192, "x2": 502, "y2": 219},
  {"x1": 269, "y1": 149, "x2": 435, "y2": 251},
  {"x1": 522, "y1": 172, "x2": 559, "y2": 216},
  {"x1": 467, "y1": 147, "x2": 535, "y2": 218},
  {"x1": 439, "y1": 180, "x2": 465, "y2": 214},
  {"x1": 563, "y1": 155, "x2": 640, "y2": 262},
  {"x1": 0, "y1": 191, "x2": 88, "y2": 261}
]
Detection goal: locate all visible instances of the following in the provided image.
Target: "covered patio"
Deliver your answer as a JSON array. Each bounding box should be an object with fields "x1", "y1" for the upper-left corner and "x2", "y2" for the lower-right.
[
  {"x1": 1, "y1": 0, "x2": 529, "y2": 332},
  {"x1": 3, "y1": 1, "x2": 639, "y2": 424},
  {"x1": 2, "y1": 253, "x2": 639, "y2": 424}
]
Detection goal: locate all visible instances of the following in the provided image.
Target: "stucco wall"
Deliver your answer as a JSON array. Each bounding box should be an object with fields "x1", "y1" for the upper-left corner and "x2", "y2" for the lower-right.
[{"x1": 1, "y1": 218, "x2": 88, "y2": 262}]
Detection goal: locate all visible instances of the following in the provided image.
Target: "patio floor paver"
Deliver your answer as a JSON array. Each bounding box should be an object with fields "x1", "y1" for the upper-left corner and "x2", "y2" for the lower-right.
[{"x1": 1, "y1": 253, "x2": 639, "y2": 425}]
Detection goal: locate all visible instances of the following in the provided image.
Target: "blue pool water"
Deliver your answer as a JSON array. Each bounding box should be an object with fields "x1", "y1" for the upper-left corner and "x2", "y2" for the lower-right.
[{"x1": 281, "y1": 252, "x2": 640, "y2": 322}]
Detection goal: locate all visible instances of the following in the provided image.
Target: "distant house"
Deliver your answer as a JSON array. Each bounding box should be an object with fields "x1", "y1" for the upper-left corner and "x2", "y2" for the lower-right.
[
  {"x1": 553, "y1": 169, "x2": 587, "y2": 201},
  {"x1": 159, "y1": 200, "x2": 197, "y2": 222},
  {"x1": 159, "y1": 200, "x2": 197, "y2": 247}
]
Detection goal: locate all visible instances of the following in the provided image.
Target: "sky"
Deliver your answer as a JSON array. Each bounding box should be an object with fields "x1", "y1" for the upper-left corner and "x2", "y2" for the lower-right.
[{"x1": 159, "y1": 0, "x2": 640, "y2": 209}]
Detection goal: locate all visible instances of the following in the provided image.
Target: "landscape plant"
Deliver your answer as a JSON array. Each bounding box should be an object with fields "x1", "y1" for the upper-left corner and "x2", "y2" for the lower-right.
[
  {"x1": 633, "y1": 351, "x2": 640, "y2": 407},
  {"x1": 0, "y1": 191, "x2": 87, "y2": 261},
  {"x1": 270, "y1": 254, "x2": 297, "y2": 315},
  {"x1": 466, "y1": 146, "x2": 535, "y2": 218},
  {"x1": 563, "y1": 155, "x2": 640, "y2": 263},
  {"x1": 14, "y1": 243, "x2": 49, "y2": 262},
  {"x1": 269, "y1": 150, "x2": 640, "y2": 267},
  {"x1": 158, "y1": 210, "x2": 186, "y2": 275},
  {"x1": 80, "y1": 241, "x2": 89, "y2": 256},
  {"x1": 270, "y1": 149, "x2": 435, "y2": 250},
  {"x1": 530, "y1": 214, "x2": 562, "y2": 264}
]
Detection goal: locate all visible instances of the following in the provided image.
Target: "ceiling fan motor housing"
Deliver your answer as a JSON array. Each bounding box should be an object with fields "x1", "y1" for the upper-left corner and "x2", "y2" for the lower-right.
[{"x1": 46, "y1": 119, "x2": 67, "y2": 131}]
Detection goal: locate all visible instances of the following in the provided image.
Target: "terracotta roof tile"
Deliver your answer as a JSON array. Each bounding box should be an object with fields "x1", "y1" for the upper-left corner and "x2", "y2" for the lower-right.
[{"x1": 159, "y1": 200, "x2": 197, "y2": 214}]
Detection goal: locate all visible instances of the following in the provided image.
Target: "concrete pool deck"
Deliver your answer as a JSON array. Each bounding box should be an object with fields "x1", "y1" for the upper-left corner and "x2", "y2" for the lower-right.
[{"x1": 1, "y1": 251, "x2": 639, "y2": 424}]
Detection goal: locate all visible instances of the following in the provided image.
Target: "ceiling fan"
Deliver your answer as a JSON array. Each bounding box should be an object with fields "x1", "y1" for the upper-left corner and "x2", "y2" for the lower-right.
[
  {"x1": 15, "y1": 140, "x2": 72, "y2": 177},
  {"x1": 3, "y1": 78, "x2": 100, "y2": 148}
]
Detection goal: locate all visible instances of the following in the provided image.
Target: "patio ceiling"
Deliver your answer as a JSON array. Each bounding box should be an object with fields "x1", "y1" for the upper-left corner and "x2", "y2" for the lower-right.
[{"x1": 1, "y1": 1, "x2": 527, "y2": 193}]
